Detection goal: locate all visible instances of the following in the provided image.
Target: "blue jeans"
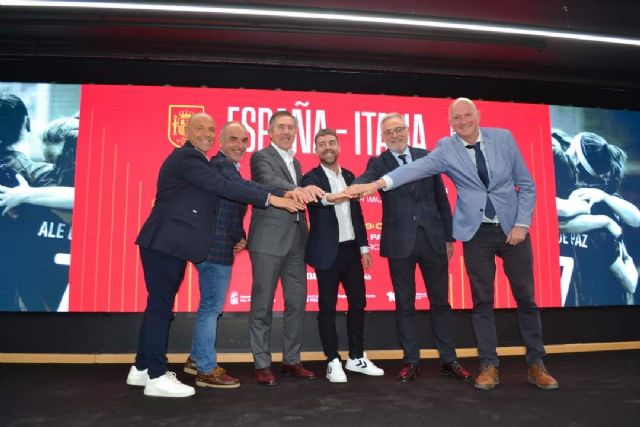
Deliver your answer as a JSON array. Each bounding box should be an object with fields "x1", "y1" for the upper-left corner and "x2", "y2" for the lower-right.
[{"x1": 190, "y1": 261, "x2": 232, "y2": 373}]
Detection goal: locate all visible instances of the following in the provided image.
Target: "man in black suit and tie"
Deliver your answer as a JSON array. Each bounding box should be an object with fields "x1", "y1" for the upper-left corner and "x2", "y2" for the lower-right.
[
  {"x1": 126, "y1": 113, "x2": 303, "y2": 398},
  {"x1": 354, "y1": 113, "x2": 470, "y2": 382},
  {"x1": 302, "y1": 129, "x2": 384, "y2": 383}
]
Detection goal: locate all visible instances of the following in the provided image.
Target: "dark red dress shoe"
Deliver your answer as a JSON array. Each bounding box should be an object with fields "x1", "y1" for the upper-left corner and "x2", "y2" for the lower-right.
[
  {"x1": 280, "y1": 363, "x2": 316, "y2": 379},
  {"x1": 255, "y1": 367, "x2": 277, "y2": 386},
  {"x1": 397, "y1": 363, "x2": 419, "y2": 382},
  {"x1": 440, "y1": 361, "x2": 472, "y2": 381}
]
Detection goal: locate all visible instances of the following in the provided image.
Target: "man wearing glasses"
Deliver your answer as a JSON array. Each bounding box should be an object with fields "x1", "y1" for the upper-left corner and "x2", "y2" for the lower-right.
[{"x1": 353, "y1": 113, "x2": 471, "y2": 383}]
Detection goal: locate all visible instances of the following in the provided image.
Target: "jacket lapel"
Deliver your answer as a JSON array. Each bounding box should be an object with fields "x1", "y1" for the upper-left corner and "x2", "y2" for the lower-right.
[
  {"x1": 266, "y1": 145, "x2": 296, "y2": 184},
  {"x1": 451, "y1": 133, "x2": 485, "y2": 188}
]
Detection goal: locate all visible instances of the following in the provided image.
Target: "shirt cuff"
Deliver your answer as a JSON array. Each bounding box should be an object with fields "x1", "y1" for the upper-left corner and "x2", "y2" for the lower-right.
[
  {"x1": 381, "y1": 175, "x2": 394, "y2": 191},
  {"x1": 360, "y1": 246, "x2": 370, "y2": 254},
  {"x1": 515, "y1": 223, "x2": 529, "y2": 228},
  {"x1": 321, "y1": 195, "x2": 334, "y2": 206}
]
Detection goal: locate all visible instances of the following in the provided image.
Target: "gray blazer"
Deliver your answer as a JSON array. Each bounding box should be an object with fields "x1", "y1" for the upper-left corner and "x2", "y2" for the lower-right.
[
  {"x1": 247, "y1": 145, "x2": 308, "y2": 256},
  {"x1": 386, "y1": 128, "x2": 536, "y2": 242}
]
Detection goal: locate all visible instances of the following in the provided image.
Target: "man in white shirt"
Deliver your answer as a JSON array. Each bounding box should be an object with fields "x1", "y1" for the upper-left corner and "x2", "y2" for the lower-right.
[{"x1": 302, "y1": 128, "x2": 384, "y2": 383}]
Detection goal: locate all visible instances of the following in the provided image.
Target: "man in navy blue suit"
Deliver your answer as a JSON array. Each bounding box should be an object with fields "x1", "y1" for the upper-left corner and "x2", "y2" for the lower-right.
[
  {"x1": 126, "y1": 113, "x2": 304, "y2": 398},
  {"x1": 353, "y1": 113, "x2": 470, "y2": 383},
  {"x1": 302, "y1": 128, "x2": 384, "y2": 383},
  {"x1": 348, "y1": 99, "x2": 559, "y2": 391}
]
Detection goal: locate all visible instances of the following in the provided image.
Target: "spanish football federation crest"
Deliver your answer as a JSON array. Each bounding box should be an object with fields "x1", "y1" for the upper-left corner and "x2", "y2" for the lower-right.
[{"x1": 167, "y1": 105, "x2": 205, "y2": 147}]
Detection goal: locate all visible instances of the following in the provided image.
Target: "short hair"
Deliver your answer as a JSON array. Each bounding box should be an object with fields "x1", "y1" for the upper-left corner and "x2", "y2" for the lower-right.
[
  {"x1": 448, "y1": 97, "x2": 477, "y2": 118},
  {"x1": 268, "y1": 110, "x2": 297, "y2": 130},
  {"x1": 380, "y1": 113, "x2": 406, "y2": 131},
  {"x1": 0, "y1": 93, "x2": 29, "y2": 150},
  {"x1": 314, "y1": 128, "x2": 338, "y2": 144},
  {"x1": 220, "y1": 121, "x2": 247, "y2": 142}
]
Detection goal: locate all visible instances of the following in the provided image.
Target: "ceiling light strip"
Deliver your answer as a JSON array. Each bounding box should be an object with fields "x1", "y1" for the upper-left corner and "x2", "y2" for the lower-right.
[{"x1": 2, "y1": 0, "x2": 640, "y2": 47}]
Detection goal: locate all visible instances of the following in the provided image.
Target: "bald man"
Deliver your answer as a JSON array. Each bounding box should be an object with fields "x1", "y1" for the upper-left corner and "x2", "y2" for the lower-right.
[{"x1": 127, "y1": 113, "x2": 303, "y2": 398}]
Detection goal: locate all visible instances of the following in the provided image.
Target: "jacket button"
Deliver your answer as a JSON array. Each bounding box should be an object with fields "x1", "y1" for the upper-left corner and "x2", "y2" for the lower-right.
[{"x1": 192, "y1": 209, "x2": 198, "y2": 214}]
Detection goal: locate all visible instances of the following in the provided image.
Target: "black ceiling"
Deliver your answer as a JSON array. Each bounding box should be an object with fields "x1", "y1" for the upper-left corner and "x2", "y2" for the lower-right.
[{"x1": 1, "y1": 0, "x2": 640, "y2": 92}]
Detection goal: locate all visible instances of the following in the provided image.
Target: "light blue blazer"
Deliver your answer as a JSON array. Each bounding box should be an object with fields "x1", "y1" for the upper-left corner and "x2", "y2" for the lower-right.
[{"x1": 385, "y1": 127, "x2": 536, "y2": 242}]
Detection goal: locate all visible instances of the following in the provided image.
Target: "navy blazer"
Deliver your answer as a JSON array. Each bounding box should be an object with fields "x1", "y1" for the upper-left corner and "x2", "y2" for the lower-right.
[
  {"x1": 136, "y1": 142, "x2": 270, "y2": 264},
  {"x1": 302, "y1": 165, "x2": 368, "y2": 270},
  {"x1": 355, "y1": 147, "x2": 454, "y2": 259}
]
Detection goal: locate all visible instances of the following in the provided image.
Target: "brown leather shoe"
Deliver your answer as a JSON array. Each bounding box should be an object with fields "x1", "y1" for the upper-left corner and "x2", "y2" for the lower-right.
[
  {"x1": 280, "y1": 363, "x2": 316, "y2": 379},
  {"x1": 397, "y1": 363, "x2": 419, "y2": 382},
  {"x1": 183, "y1": 355, "x2": 197, "y2": 375},
  {"x1": 440, "y1": 361, "x2": 472, "y2": 381},
  {"x1": 474, "y1": 365, "x2": 499, "y2": 390},
  {"x1": 196, "y1": 366, "x2": 240, "y2": 389},
  {"x1": 255, "y1": 367, "x2": 277, "y2": 386},
  {"x1": 527, "y1": 364, "x2": 559, "y2": 390}
]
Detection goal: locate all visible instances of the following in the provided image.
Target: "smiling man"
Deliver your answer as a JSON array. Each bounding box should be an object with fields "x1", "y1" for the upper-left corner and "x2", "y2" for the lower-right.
[
  {"x1": 352, "y1": 113, "x2": 470, "y2": 384},
  {"x1": 302, "y1": 128, "x2": 383, "y2": 383}
]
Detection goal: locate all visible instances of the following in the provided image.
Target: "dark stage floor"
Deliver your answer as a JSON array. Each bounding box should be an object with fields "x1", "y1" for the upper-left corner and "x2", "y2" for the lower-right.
[{"x1": 1, "y1": 350, "x2": 639, "y2": 427}]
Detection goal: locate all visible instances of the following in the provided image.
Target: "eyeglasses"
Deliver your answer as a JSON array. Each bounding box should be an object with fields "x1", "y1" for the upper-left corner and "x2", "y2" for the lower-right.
[{"x1": 382, "y1": 126, "x2": 407, "y2": 137}]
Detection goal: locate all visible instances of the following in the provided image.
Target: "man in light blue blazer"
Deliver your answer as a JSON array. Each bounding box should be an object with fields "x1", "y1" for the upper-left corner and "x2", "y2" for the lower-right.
[{"x1": 347, "y1": 98, "x2": 559, "y2": 391}]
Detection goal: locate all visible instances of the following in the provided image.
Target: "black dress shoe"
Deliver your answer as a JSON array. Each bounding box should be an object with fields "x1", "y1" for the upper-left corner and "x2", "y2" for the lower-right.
[
  {"x1": 397, "y1": 363, "x2": 419, "y2": 382},
  {"x1": 440, "y1": 361, "x2": 472, "y2": 381}
]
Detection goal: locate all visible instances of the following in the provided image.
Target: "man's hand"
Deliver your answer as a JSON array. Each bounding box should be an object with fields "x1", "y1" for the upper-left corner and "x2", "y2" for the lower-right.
[
  {"x1": 302, "y1": 185, "x2": 326, "y2": 201},
  {"x1": 233, "y1": 238, "x2": 247, "y2": 253},
  {"x1": 0, "y1": 174, "x2": 29, "y2": 216},
  {"x1": 446, "y1": 242, "x2": 454, "y2": 260},
  {"x1": 345, "y1": 182, "x2": 378, "y2": 197},
  {"x1": 505, "y1": 225, "x2": 528, "y2": 245},
  {"x1": 269, "y1": 194, "x2": 305, "y2": 212},
  {"x1": 326, "y1": 192, "x2": 357, "y2": 204},
  {"x1": 362, "y1": 252, "x2": 372, "y2": 270}
]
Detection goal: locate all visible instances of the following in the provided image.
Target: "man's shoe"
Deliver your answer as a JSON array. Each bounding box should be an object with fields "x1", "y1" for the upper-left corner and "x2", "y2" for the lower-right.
[
  {"x1": 474, "y1": 365, "x2": 499, "y2": 391},
  {"x1": 345, "y1": 353, "x2": 384, "y2": 376},
  {"x1": 527, "y1": 363, "x2": 559, "y2": 390},
  {"x1": 183, "y1": 356, "x2": 197, "y2": 375},
  {"x1": 440, "y1": 361, "x2": 472, "y2": 381},
  {"x1": 280, "y1": 363, "x2": 316, "y2": 379},
  {"x1": 255, "y1": 367, "x2": 277, "y2": 386},
  {"x1": 397, "y1": 363, "x2": 419, "y2": 382},
  {"x1": 196, "y1": 366, "x2": 240, "y2": 389},
  {"x1": 126, "y1": 365, "x2": 149, "y2": 387},
  {"x1": 326, "y1": 358, "x2": 348, "y2": 383},
  {"x1": 143, "y1": 372, "x2": 195, "y2": 397}
]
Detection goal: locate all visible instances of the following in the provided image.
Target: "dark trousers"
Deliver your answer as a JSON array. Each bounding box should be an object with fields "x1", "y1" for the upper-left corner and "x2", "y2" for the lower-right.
[
  {"x1": 135, "y1": 247, "x2": 187, "y2": 379},
  {"x1": 463, "y1": 223, "x2": 546, "y2": 367},
  {"x1": 315, "y1": 240, "x2": 366, "y2": 361},
  {"x1": 388, "y1": 228, "x2": 456, "y2": 364}
]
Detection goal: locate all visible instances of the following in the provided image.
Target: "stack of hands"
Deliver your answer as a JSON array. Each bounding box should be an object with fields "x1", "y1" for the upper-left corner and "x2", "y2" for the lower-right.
[{"x1": 268, "y1": 183, "x2": 378, "y2": 213}]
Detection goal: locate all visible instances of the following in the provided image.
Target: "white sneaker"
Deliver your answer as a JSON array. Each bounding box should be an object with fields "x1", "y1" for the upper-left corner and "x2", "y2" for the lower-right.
[
  {"x1": 345, "y1": 353, "x2": 384, "y2": 376},
  {"x1": 126, "y1": 365, "x2": 149, "y2": 387},
  {"x1": 143, "y1": 371, "x2": 196, "y2": 397},
  {"x1": 326, "y1": 358, "x2": 347, "y2": 383}
]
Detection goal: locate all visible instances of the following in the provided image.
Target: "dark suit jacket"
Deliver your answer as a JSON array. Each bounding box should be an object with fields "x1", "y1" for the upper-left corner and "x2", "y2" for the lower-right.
[
  {"x1": 355, "y1": 147, "x2": 454, "y2": 259},
  {"x1": 206, "y1": 151, "x2": 285, "y2": 265},
  {"x1": 135, "y1": 142, "x2": 269, "y2": 264},
  {"x1": 302, "y1": 165, "x2": 368, "y2": 270}
]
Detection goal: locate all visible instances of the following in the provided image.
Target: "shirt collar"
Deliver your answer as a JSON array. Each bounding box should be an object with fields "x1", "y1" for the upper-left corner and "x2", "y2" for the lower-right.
[
  {"x1": 271, "y1": 142, "x2": 295, "y2": 160},
  {"x1": 320, "y1": 163, "x2": 342, "y2": 178}
]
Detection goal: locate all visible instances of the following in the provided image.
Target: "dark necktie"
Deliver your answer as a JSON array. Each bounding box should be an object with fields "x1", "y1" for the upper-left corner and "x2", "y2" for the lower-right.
[
  {"x1": 466, "y1": 143, "x2": 496, "y2": 219},
  {"x1": 397, "y1": 154, "x2": 417, "y2": 196}
]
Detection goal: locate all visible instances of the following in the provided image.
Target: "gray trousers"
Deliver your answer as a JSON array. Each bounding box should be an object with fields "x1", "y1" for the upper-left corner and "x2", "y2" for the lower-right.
[{"x1": 249, "y1": 228, "x2": 307, "y2": 368}]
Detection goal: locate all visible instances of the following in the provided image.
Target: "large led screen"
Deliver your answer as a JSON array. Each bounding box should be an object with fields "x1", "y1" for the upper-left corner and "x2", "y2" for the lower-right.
[{"x1": 1, "y1": 83, "x2": 638, "y2": 312}]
